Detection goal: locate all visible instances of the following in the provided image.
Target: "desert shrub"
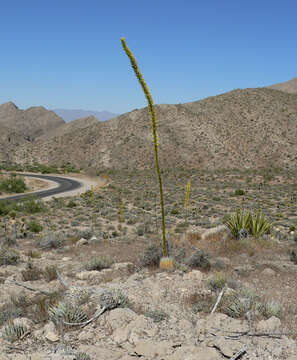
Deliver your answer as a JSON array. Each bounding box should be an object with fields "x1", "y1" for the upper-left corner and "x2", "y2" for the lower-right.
[
  {"x1": 42, "y1": 265, "x2": 58, "y2": 281},
  {"x1": 84, "y1": 255, "x2": 114, "y2": 271},
  {"x1": 136, "y1": 225, "x2": 144, "y2": 236},
  {"x1": 208, "y1": 272, "x2": 227, "y2": 291},
  {"x1": 234, "y1": 189, "x2": 245, "y2": 196},
  {"x1": 0, "y1": 200, "x2": 15, "y2": 216},
  {"x1": 66, "y1": 200, "x2": 77, "y2": 208},
  {"x1": 27, "y1": 249, "x2": 41, "y2": 258},
  {"x1": 256, "y1": 301, "x2": 283, "y2": 319},
  {"x1": 0, "y1": 248, "x2": 19, "y2": 266},
  {"x1": 28, "y1": 220, "x2": 43, "y2": 233},
  {"x1": 186, "y1": 250, "x2": 211, "y2": 270},
  {"x1": 144, "y1": 309, "x2": 169, "y2": 323},
  {"x1": 0, "y1": 305, "x2": 23, "y2": 326},
  {"x1": 21, "y1": 262, "x2": 41, "y2": 281},
  {"x1": 0, "y1": 176, "x2": 27, "y2": 193},
  {"x1": 20, "y1": 196, "x2": 46, "y2": 214},
  {"x1": 139, "y1": 244, "x2": 163, "y2": 267},
  {"x1": 191, "y1": 293, "x2": 215, "y2": 314},
  {"x1": 77, "y1": 228, "x2": 93, "y2": 240},
  {"x1": 38, "y1": 232, "x2": 64, "y2": 249}
]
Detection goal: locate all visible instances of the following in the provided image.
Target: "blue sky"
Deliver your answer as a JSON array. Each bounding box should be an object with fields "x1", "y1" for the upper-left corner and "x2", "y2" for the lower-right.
[{"x1": 1, "y1": 0, "x2": 296, "y2": 114}]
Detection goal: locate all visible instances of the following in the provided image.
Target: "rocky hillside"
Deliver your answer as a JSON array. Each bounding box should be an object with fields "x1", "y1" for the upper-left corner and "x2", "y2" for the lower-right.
[
  {"x1": 267, "y1": 77, "x2": 297, "y2": 94},
  {"x1": 11, "y1": 88, "x2": 297, "y2": 170},
  {"x1": 38, "y1": 116, "x2": 99, "y2": 141},
  {"x1": 0, "y1": 102, "x2": 64, "y2": 140}
]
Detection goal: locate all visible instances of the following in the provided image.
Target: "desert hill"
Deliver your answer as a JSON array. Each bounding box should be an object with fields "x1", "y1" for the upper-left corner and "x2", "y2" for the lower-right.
[
  {"x1": 11, "y1": 87, "x2": 297, "y2": 170},
  {"x1": 267, "y1": 77, "x2": 297, "y2": 94},
  {"x1": 0, "y1": 102, "x2": 64, "y2": 139},
  {"x1": 38, "y1": 115, "x2": 99, "y2": 141}
]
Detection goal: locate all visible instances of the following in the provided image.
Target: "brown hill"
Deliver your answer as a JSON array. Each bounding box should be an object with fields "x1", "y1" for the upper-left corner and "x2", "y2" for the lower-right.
[
  {"x1": 267, "y1": 77, "x2": 297, "y2": 94},
  {"x1": 11, "y1": 87, "x2": 297, "y2": 170},
  {"x1": 0, "y1": 102, "x2": 64, "y2": 139},
  {"x1": 38, "y1": 115, "x2": 99, "y2": 141}
]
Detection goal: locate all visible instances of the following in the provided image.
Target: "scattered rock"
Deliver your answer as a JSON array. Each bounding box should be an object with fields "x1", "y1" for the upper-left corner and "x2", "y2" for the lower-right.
[
  {"x1": 255, "y1": 316, "x2": 282, "y2": 333},
  {"x1": 76, "y1": 237, "x2": 88, "y2": 246},
  {"x1": 262, "y1": 267, "x2": 276, "y2": 276}
]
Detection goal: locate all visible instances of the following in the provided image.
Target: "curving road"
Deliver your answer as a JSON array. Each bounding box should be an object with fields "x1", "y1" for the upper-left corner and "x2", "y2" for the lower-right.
[{"x1": 0, "y1": 173, "x2": 82, "y2": 201}]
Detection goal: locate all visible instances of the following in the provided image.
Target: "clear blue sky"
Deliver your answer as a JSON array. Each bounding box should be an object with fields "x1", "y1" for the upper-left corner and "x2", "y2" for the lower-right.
[{"x1": 1, "y1": 0, "x2": 296, "y2": 114}]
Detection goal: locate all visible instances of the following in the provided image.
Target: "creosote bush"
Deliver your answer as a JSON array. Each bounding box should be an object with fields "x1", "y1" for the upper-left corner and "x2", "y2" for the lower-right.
[
  {"x1": 28, "y1": 220, "x2": 43, "y2": 233},
  {"x1": 0, "y1": 175, "x2": 27, "y2": 193},
  {"x1": 186, "y1": 250, "x2": 211, "y2": 270}
]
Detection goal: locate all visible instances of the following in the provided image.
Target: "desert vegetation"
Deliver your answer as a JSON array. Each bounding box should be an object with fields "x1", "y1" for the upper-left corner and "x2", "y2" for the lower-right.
[{"x1": 0, "y1": 165, "x2": 296, "y2": 358}]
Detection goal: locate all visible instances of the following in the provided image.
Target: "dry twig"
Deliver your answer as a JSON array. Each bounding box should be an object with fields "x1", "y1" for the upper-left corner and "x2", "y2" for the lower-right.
[{"x1": 211, "y1": 288, "x2": 225, "y2": 314}]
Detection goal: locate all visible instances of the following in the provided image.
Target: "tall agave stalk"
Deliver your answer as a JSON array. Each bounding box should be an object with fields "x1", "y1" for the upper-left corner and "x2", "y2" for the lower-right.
[
  {"x1": 121, "y1": 38, "x2": 168, "y2": 257},
  {"x1": 184, "y1": 180, "x2": 191, "y2": 240}
]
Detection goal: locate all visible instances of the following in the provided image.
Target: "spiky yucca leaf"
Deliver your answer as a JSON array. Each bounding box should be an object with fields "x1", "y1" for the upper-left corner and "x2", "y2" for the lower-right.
[
  {"x1": 223, "y1": 209, "x2": 251, "y2": 238},
  {"x1": 3, "y1": 323, "x2": 28, "y2": 342},
  {"x1": 76, "y1": 352, "x2": 91, "y2": 360},
  {"x1": 223, "y1": 209, "x2": 271, "y2": 239},
  {"x1": 250, "y1": 211, "x2": 272, "y2": 237}
]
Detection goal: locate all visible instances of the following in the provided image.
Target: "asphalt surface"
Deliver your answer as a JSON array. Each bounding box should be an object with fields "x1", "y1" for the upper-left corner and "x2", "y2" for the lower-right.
[{"x1": 0, "y1": 173, "x2": 82, "y2": 201}]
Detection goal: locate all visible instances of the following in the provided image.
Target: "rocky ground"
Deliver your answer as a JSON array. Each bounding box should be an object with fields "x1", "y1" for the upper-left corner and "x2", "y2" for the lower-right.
[{"x1": 0, "y1": 168, "x2": 296, "y2": 359}]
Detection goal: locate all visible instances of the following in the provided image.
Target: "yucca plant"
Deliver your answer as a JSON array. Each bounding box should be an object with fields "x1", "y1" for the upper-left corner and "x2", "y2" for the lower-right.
[
  {"x1": 48, "y1": 302, "x2": 87, "y2": 325},
  {"x1": 249, "y1": 210, "x2": 272, "y2": 237},
  {"x1": 223, "y1": 209, "x2": 252, "y2": 239},
  {"x1": 121, "y1": 38, "x2": 168, "y2": 257},
  {"x1": 3, "y1": 323, "x2": 28, "y2": 342},
  {"x1": 223, "y1": 209, "x2": 272, "y2": 239}
]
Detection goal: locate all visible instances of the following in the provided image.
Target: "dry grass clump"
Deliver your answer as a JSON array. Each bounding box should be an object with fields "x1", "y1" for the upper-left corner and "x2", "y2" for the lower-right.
[{"x1": 21, "y1": 261, "x2": 42, "y2": 281}]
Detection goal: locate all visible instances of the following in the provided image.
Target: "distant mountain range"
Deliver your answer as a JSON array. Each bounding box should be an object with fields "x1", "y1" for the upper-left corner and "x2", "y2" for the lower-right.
[{"x1": 52, "y1": 108, "x2": 119, "y2": 122}]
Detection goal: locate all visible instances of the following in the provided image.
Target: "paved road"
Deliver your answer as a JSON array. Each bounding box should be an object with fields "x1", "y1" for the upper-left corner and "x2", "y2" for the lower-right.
[{"x1": 0, "y1": 173, "x2": 82, "y2": 201}]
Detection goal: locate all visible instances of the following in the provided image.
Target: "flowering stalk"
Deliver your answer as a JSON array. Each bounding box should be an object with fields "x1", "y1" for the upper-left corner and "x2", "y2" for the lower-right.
[{"x1": 121, "y1": 37, "x2": 168, "y2": 256}]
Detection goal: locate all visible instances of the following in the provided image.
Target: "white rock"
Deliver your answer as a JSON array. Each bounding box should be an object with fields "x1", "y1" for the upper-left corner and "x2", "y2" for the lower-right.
[
  {"x1": 45, "y1": 330, "x2": 59, "y2": 342},
  {"x1": 76, "y1": 237, "x2": 88, "y2": 246}
]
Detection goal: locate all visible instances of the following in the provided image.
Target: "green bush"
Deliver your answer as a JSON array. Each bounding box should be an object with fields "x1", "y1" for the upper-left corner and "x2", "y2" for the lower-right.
[
  {"x1": 21, "y1": 196, "x2": 46, "y2": 214},
  {"x1": 234, "y1": 189, "x2": 245, "y2": 196},
  {"x1": 28, "y1": 220, "x2": 43, "y2": 233},
  {"x1": 0, "y1": 176, "x2": 27, "y2": 193}
]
